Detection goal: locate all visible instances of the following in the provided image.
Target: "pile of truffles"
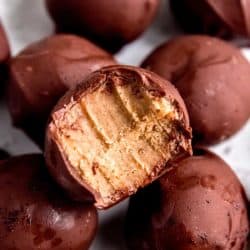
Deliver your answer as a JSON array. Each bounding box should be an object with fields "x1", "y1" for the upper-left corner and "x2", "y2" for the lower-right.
[{"x1": 0, "y1": 0, "x2": 250, "y2": 249}]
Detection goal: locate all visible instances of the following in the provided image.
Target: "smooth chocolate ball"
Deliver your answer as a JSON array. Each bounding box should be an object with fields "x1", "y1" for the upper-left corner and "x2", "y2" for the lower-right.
[
  {"x1": 45, "y1": 0, "x2": 160, "y2": 52},
  {"x1": 0, "y1": 154, "x2": 97, "y2": 250},
  {"x1": 170, "y1": 0, "x2": 250, "y2": 39},
  {"x1": 7, "y1": 34, "x2": 116, "y2": 147},
  {"x1": 0, "y1": 22, "x2": 10, "y2": 91},
  {"x1": 142, "y1": 35, "x2": 250, "y2": 145},
  {"x1": 125, "y1": 149, "x2": 249, "y2": 250},
  {"x1": 45, "y1": 65, "x2": 192, "y2": 209}
]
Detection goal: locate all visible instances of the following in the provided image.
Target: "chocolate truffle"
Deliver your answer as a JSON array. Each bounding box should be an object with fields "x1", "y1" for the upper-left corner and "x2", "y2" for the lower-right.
[
  {"x1": 170, "y1": 0, "x2": 250, "y2": 39},
  {"x1": 0, "y1": 154, "x2": 97, "y2": 250},
  {"x1": 7, "y1": 34, "x2": 116, "y2": 147},
  {"x1": 45, "y1": 65, "x2": 192, "y2": 209},
  {"x1": 0, "y1": 22, "x2": 10, "y2": 91},
  {"x1": 45, "y1": 0, "x2": 160, "y2": 52},
  {"x1": 0, "y1": 150, "x2": 9, "y2": 161},
  {"x1": 142, "y1": 35, "x2": 250, "y2": 145},
  {"x1": 125, "y1": 149, "x2": 249, "y2": 250}
]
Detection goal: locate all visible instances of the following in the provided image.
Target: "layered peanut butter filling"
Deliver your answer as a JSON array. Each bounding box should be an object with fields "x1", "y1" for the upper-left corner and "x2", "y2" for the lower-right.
[{"x1": 50, "y1": 80, "x2": 191, "y2": 208}]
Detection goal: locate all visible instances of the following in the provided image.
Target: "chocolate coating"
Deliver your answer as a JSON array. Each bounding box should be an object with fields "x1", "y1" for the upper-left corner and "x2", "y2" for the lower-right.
[
  {"x1": 45, "y1": 0, "x2": 160, "y2": 52},
  {"x1": 0, "y1": 22, "x2": 10, "y2": 91},
  {"x1": 0, "y1": 154, "x2": 97, "y2": 250},
  {"x1": 170, "y1": 0, "x2": 250, "y2": 39},
  {"x1": 45, "y1": 65, "x2": 192, "y2": 209},
  {"x1": 7, "y1": 34, "x2": 116, "y2": 147},
  {"x1": 125, "y1": 149, "x2": 249, "y2": 250},
  {"x1": 142, "y1": 35, "x2": 250, "y2": 145}
]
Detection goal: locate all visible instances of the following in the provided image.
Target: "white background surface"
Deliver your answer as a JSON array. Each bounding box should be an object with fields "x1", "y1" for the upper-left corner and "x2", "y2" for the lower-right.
[{"x1": 0, "y1": 0, "x2": 250, "y2": 249}]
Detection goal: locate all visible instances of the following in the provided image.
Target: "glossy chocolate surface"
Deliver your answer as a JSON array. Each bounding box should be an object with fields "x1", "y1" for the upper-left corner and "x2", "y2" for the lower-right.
[
  {"x1": 0, "y1": 154, "x2": 98, "y2": 250},
  {"x1": 142, "y1": 35, "x2": 250, "y2": 145},
  {"x1": 170, "y1": 0, "x2": 250, "y2": 39},
  {"x1": 45, "y1": 0, "x2": 160, "y2": 52},
  {"x1": 125, "y1": 149, "x2": 249, "y2": 249},
  {"x1": 7, "y1": 34, "x2": 116, "y2": 147}
]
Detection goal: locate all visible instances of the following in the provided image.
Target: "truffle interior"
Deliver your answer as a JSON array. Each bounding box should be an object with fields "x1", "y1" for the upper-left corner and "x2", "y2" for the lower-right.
[{"x1": 50, "y1": 80, "x2": 190, "y2": 208}]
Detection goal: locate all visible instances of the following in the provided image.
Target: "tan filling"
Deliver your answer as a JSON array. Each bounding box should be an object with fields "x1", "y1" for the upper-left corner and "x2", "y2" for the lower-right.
[{"x1": 51, "y1": 81, "x2": 190, "y2": 208}]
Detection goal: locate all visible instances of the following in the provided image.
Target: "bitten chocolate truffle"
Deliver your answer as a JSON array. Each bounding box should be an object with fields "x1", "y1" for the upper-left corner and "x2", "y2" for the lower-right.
[
  {"x1": 142, "y1": 35, "x2": 250, "y2": 145},
  {"x1": 45, "y1": 0, "x2": 160, "y2": 52},
  {"x1": 125, "y1": 149, "x2": 249, "y2": 250},
  {"x1": 45, "y1": 65, "x2": 192, "y2": 209},
  {"x1": 7, "y1": 34, "x2": 116, "y2": 147},
  {"x1": 0, "y1": 154, "x2": 97, "y2": 250},
  {"x1": 170, "y1": 0, "x2": 250, "y2": 39},
  {"x1": 0, "y1": 22, "x2": 10, "y2": 90}
]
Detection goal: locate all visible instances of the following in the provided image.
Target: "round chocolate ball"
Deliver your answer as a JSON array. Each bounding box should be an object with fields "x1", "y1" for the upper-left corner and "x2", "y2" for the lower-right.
[
  {"x1": 0, "y1": 154, "x2": 97, "y2": 250},
  {"x1": 170, "y1": 0, "x2": 250, "y2": 39},
  {"x1": 125, "y1": 149, "x2": 249, "y2": 250},
  {"x1": 45, "y1": 0, "x2": 160, "y2": 52},
  {"x1": 142, "y1": 35, "x2": 250, "y2": 145},
  {"x1": 0, "y1": 22, "x2": 10, "y2": 91},
  {"x1": 45, "y1": 65, "x2": 192, "y2": 209},
  {"x1": 7, "y1": 34, "x2": 116, "y2": 147}
]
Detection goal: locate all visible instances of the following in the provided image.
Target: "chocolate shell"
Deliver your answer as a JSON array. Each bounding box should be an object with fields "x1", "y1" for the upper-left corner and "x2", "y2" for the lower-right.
[
  {"x1": 170, "y1": 0, "x2": 250, "y2": 39},
  {"x1": 45, "y1": 65, "x2": 192, "y2": 209},
  {"x1": 7, "y1": 34, "x2": 116, "y2": 147},
  {"x1": 0, "y1": 154, "x2": 97, "y2": 250},
  {"x1": 125, "y1": 149, "x2": 249, "y2": 249},
  {"x1": 45, "y1": 0, "x2": 160, "y2": 52},
  {"x1": 142, "y1": 35, "x2": 250, "y2": 145}
]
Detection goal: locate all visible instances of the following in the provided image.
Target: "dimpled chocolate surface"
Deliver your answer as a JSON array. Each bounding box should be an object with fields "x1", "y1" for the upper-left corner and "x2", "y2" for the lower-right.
[
  {"x1": 125, "y1": 149, "x2": 249, "y2": 250},
  {"x1": 7, "y1": 34, "x2": 116, "y2": 147},
  {"x1": 0, "y1": 154, "x2": 97, "y2": 250},
  {"x1": 45, "y1": 65, "x2": 192, "y2": 209},
  {"x1": 45, "y1": 0, "x2": 160, "y2": 52},
  {"x1": 0, "y1": 22, "x2": 10, "y2": 90},
  {"x1": 142, "y1": 35, "x2": 250, "y2": 145},
  {"x1": 170, "y1": 0, "x2": 250, "y2": 39}
]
